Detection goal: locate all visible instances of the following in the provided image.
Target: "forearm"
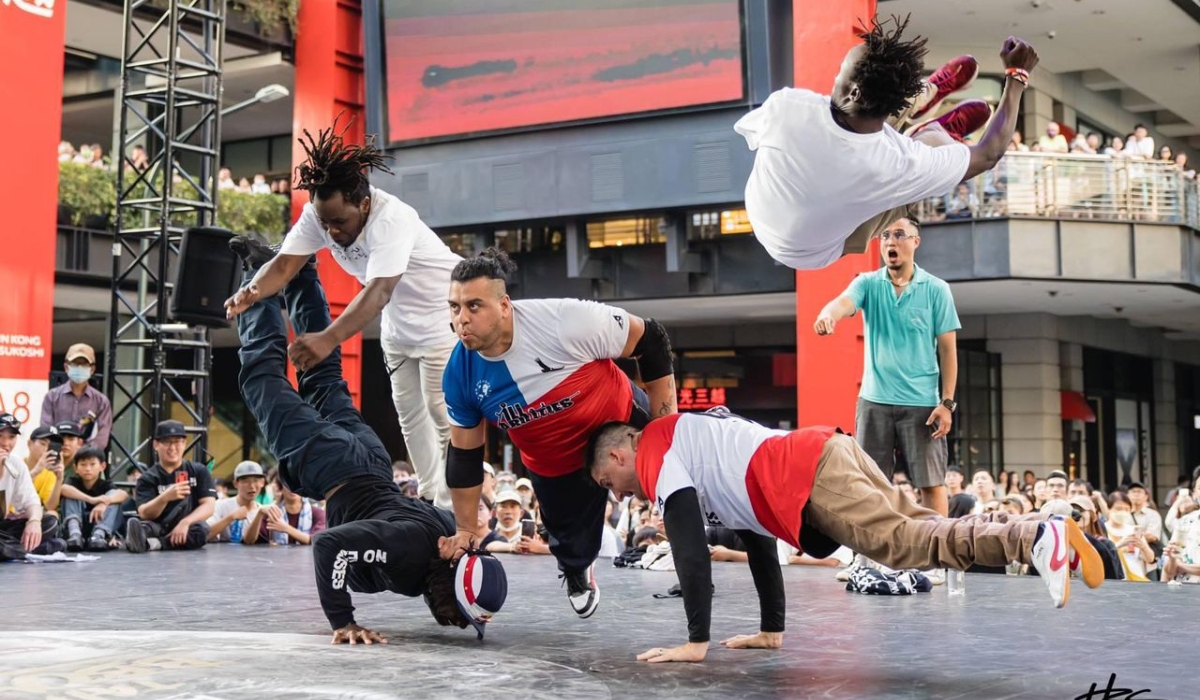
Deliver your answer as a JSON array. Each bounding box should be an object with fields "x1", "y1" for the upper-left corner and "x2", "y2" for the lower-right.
[
  {"x1": 180, "y1": 500, "x2": 215, "y2": 528},
  {"x1": 243, "y1": 512, "x2": 267, "y2": 544},
  {"x1": 60, "y1": 485, "x2": 91, "y2": 502},
  {"x1": 289, "y1": 527, "x2": 311, "y2": 545},
  {"x1": 739, "y1": 531, "x2": 786, "y2": 634},
  {"x1": 664, "y1": 492, "x2": 714, "y2": 643},
  {"x1": 24, "y1": 502, "x2": 44, "y2": 523},
  {"x1": 323, "y1": 281, "x2": 393, "y2": 345},
  {"x1": 104, "y1": 489, "x2": 129, "y2": 505},
  {"x1": 976, "y1": 81, "x2": 1025, "y2": 167},
  {"x1": 644, "y1": 375, "x2": 677, "y2": 418},
  {"x1": 314, "y1": 536, "x2": 357, "y2": 629},
  {"x1": 938, "y1": 341, "x2": 958, "y2": 401},
  {"x1": 207, "y1": 513, "x2": 237, "y2": 540},
  {"x1": 138, "y1": 493, "x2": 170, "y2": 521},
  {"x1": 247, "y1": 255, "x2": 302, "y2": 300},
  {"x1": 1174, "y1": 561, "x2": 1200, "y2": 576},
  {"x1": 446, "y1": 435, "x2": 486, "y2": 534},
  {"x1": 45, "y1": 476, "x2": 64, "y2": 512},
  {"x1": 821, "y1": 296, "x2": 856, "y2": 321}
]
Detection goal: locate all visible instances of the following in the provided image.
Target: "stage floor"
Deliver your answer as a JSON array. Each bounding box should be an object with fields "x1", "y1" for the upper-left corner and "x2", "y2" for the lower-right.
[{"x1": 2, "y1": 545, "x2": 1195, "y2": 700}]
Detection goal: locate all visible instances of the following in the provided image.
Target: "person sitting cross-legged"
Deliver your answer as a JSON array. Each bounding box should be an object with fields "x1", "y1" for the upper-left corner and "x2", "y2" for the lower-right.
[{"x1": 60, "y1": 446, "x2": 127, "y2": 552}]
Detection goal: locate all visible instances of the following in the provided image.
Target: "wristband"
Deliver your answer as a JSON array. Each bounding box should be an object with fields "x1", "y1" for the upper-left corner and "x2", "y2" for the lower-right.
[{"x1": 1005, "y1": 67, "x2": 1030, "y2": 87}]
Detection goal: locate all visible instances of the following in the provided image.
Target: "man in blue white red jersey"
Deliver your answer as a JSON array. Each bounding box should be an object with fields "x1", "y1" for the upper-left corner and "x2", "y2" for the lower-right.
[
  {"x1": 437, "y1": 248, "x2": 677, "y2": 618},
  {"x1": 586, "y1": 410, "x2": 1105, "y2": 663}
]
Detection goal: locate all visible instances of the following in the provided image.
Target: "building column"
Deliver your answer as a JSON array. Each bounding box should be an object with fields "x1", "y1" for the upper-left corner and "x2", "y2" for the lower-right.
[
  {"x1": 291, "y1": 0, "x2": 366, "y2": 406},
  {"x1": 986, "y1": 314, "x2": 1064, "y2": 477},
  {"x1": 1153, "y1": 359, "x2": 1179, "y2": 504}
]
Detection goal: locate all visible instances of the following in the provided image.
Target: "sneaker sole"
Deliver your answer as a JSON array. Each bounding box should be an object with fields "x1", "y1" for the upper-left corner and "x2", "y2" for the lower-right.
[
  {"x1": 125, "y1": 522, "x2": 148, "y2": 554},
  {"x1": 912, "y1": 60, "x2": 980, "y2": 121},
  {"x1": 906, "y1": 103, "x2": 994, "y2": 141},
  {"x1": 573, "y1": 588, "x2": 600, "y2": 619},
  {"x1": 1064, "y1": 518, "x2": 1104, "y2": 589}
]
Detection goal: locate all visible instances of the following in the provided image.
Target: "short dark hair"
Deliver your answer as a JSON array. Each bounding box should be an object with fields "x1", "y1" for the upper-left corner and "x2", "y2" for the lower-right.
[
  {"x1": 73, "y1": 446, "x2": 106, "y2": 466},
  {"x1": 585, "y1": 422, "x2": 635, "y2": 477},
  {"x1": 851, "y1": 14, "x2": 929, "y2": 119},
  {"x1": 1069, "y1": 478, "x2": 1091, "y2": 493},
  {"x1": 423, "y1": 559, "x2": 469, "y2": 629},
  {"x1": 451, "y1": 246, "x2": 518, "y2": 286},
  {"x1": 1134, "y1": 123, "x2": 1146, "y2": 131},
  {"x1": 1047, "y1": 470, "x2": 1069, "y2": 482},
  {"x1": 294, "y1": 116, "x2": 392, "y2": 206},
  {"x1": 972, "y1": 468, "x2": 992, "y2": 478}
]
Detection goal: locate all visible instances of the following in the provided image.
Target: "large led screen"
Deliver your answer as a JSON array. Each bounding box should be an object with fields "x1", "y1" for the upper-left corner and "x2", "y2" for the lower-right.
[{"x1": 381, "y1": 0, "x2": 745, "y2": 143}]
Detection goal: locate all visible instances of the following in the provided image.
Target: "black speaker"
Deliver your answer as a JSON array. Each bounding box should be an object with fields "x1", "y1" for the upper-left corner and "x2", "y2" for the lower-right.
[{"x1": 171, "y1": 227, "x2": 240, "y2": 328}]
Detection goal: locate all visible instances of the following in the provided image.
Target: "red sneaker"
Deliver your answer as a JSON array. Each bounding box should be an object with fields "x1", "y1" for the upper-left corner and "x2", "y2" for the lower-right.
[
  {"x1": 910, "y1": 55, "x2": 979, "y2": 120},
  {"x1": 910, "y1": 99, "x2": 993, "y2": 143}
]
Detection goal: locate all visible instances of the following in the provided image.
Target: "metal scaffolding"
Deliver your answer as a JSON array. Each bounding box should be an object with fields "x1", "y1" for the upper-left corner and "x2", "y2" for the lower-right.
[{"x1": 106, "y1": 0, "x2": 226, "y2": 473}]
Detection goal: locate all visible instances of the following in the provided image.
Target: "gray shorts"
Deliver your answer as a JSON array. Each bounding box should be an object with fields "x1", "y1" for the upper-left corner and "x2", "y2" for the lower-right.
[{"x1": 854, "y1": 398, "x2": 948, "y2": 489}]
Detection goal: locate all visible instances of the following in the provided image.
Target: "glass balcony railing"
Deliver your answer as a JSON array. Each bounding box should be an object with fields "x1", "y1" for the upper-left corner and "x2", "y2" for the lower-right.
[{"x1": 916, "y1": 153, "x2": 1199, "y2": 228}]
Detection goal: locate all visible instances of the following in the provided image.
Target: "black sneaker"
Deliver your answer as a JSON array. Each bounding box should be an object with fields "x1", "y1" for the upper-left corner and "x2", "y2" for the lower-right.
[
  {"x1": 37, "y1": 538, "x2": 67, "y2": 555},
  {"x1": 86, "y1": 533, "x2": 110, "y2": 552},
  {"x1": 66, "y1": 534, "x2": 84, "y2": 552},
  {"x1": 125, "y1": 517, "x2": 149, "y2": 554},
  {"x1": 561, "y1": 562, "x2": 600, "y2": 618},
  {"x1": 229, "y1": 234, "x2": 278, "y2": 271}
]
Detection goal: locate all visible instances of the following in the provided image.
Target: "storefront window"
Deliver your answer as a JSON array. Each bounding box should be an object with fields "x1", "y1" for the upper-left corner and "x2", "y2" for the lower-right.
[
  {"x1": 586, "y1": 217, "x2": 667, "y2": 248},
  {"x1": 687, "y1": 208, "x2": 753, "y2": 240},
  {"x1": 494, "y1": 225, "x2": 566, "y2": 253},
  {"x1": 947, "y1": 346, "x2": 1003, "y2": 474}
]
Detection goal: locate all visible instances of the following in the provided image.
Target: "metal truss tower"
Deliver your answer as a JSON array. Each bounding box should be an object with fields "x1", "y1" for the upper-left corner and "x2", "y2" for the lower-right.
[{"x1": 105, "y1": 0, "x2": 226, "y2": 472}]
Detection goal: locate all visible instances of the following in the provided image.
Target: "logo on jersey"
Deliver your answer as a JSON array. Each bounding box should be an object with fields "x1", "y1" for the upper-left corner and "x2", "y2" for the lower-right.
[
  {"x1": 613, "y1": 315, "x2": 624, "y2": 329},
  {"x1": 331, "y1": 243, "x2": 369, "y2": 263},
  {"x1": 495, "y1": 392, "x2": 580, "y2": 430},
  {"x1": 475, "y1": 380, "x2": 492, "y2": 401},
  {"x1": 705, "y1": 510, "x2": 724, "y2": 527},
  {"x1": 534, "y1": 358, "x2": 564, "y2": 373}
]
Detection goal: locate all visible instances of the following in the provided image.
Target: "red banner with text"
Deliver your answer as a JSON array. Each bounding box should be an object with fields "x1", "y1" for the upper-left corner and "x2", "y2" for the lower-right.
[{"x1": 0, "y1": 0, "x2": 67, "y2": 440}]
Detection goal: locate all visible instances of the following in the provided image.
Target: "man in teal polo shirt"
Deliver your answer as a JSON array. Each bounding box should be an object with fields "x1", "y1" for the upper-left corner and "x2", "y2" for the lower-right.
[{"x1": 814, "y1": 214, "x2": 959, "y2": 517}]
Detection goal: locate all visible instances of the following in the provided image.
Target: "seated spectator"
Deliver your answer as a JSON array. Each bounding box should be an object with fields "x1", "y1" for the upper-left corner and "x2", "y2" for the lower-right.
[
  {"x1": 1068, "y1": 478, "x2": 1091, "y2": 498},
  {"x1": 213, "y1": 478, "x2": 230, "y2": 500},
  {"x1": 473, "y1": 496, "x2": 508, "y2": 552},
  {"x1": 1037, "y1": 122, "x2": 1070, "y2": 153},
  {"x1": 1106, "y1": 491, "x2": 1155, "y2": 581},
  {"x1": 0, "y1": 413, "x2": 63, "y2": 557},
  {"x1": 1069, "y1": 495, "x2": 1122, "y2": 581},
  {"x1": 514, "y1": 477, "x2": 537, "y2": 513},
  {"x1": 1001, "y1": 495, "x2": 1025, "y2": 515},
  {"x1": 944, "y1": 466, "x2": 964, "y2": 496},
  {"x1": 125, "y1": 420, "x2": 217, "y2": 553},
  {"x1": 616, "y1": 494, "x2": 650, "y2": 548},
  {"x1": 23, "y1": 425, "x2": 65, "y2": 513},
  {"x1": 492, "y1": 488, "x2": 524, "y2": 546},
  {"x1": 391, "y1": 460, "x2": 411, "y2": 484},
  {"x1": 61, "y1": 446, "x2": 127, "y2": 552},
  {"x1": 397, "y1": 477, "x2": 420, "y2": 498},
  {"x1": 1045, "y1": 470, "x2": 1069, "y2": 503},
  {"x1": 1164, "y1": 466, "x2": 1200, "y2": 536},
  {"x1": 208, "y1": 461, "x2": 265, "y2": 543},
  {"x1": 598, "y1": 497, "x2": 623, "y2": 558},
  {"x1": 217, "y1": 168, "x2": 236, "y2": 190},
  {"x1": 255, "y1": 477, "x2": 327, "y2": 545},
  {"x1": 969, "y1": 468, "x2": 1000, "y2": 507},
  {"x1": 944, "y1": 183, "x2": 978, "y2": 219},
  {"x1": 947, "y1": 493, "x2": 976, "y2": 518}
]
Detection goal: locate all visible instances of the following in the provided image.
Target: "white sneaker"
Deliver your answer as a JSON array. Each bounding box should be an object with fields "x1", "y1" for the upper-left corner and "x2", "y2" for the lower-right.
[
  {"x1": 923, "y1": 569, "x2": 946, "y2": 586},
  {"x1": 562, "y1": 562, "x2": 600, "y2": 618},
  {"x1": 1029, "y1": 518, "x2": 1071, "y2": 608},
  {"x1": 835, "y1": 554, "x2": 867, "y2": 582}
]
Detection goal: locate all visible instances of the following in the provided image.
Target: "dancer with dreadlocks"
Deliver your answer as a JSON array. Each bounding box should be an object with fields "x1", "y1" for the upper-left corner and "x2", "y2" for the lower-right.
[
  {"x1": 735, "y1": 16, "x2": 1039, "y2": 269},
  {"x1": 225, "y1": 119, "x2": 461, "y2": 507},
  {"x1": 226, "y1": 227, "x2": 507, "y2": 645}
]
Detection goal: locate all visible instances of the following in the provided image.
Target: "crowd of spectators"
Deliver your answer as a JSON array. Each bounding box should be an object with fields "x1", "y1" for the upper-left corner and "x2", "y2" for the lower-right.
[{"x1": 57, "y1": 140, "x2": 291, "y2": 196}]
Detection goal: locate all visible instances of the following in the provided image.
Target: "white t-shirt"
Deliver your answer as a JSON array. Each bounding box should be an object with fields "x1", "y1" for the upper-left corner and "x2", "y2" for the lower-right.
[
  {"x1": 206, "y1": 497, "x2": 260, "y2": 542},
  {"x1": 735, "y1": 87, "x2": 971, "y2": 270},
  {"x1": 0, "y1": 455, "x2": 40, "y2": 517},
  {"x1": 280, "y1": 187, "x2": 461, "y2": 347}
]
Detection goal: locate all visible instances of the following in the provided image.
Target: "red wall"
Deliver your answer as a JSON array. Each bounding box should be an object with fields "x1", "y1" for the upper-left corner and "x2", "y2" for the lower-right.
[
  {"x1": 291, "y1": 0, "x2": 367, "y2": 406},
  {"x1": 792, "y1": 0, "x2": 879, "y2": 432}
]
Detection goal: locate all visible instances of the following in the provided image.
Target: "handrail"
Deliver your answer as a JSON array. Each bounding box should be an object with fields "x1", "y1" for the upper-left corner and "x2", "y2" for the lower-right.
[{"x1": 915, "y1": 152, "x2": 1199, "y2": 228}]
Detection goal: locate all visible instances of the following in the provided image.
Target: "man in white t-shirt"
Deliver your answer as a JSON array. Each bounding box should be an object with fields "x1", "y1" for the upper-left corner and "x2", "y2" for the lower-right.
[
  {"x1": 206, "y1": 460, "x2": 266, "y2": 543},
  {"x1": 225, "y1": 123, "x2": 460, "y2": 507},
  {"x1": 735, "y1": 16, "x2": 1039, "y2": 270}
]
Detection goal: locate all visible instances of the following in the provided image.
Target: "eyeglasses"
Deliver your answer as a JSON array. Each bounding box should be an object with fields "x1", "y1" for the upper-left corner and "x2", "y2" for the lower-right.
[{"x1": 878, "y1": 230, "x2": 916, "y2": 242}]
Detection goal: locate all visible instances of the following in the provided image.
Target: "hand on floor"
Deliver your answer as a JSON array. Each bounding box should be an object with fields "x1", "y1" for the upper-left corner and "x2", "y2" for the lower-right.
[{"x1": 331, "y1": 623, "x2": 388, "y2": 646}]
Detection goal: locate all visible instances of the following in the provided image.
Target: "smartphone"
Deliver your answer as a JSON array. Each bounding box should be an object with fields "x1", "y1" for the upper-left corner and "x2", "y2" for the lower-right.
[
  {"x1": 176, "y1": 470, "x2": 189, "y2": 485},
  {"x1": 48, "y1": 450, "x2": 60, "y2": 463},
  {"x1": 521, "y1": 519, "x2": 536, "y2": 539}
]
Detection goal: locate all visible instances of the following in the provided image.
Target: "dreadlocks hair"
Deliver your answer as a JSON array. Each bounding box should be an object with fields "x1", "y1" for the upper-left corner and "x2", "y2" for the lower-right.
[
  {"x1": 423, "y1": 558, "x2": 470, "y2": 629},
  {"x1": 293, "y1": 117, "x2": 392, "y2": 205},
  {"x1": 851, "y1": 14, "x2": 929, "y2": 119},
  {"x1": 450, "y1": 246, "x2": 519, "y2": 286}
]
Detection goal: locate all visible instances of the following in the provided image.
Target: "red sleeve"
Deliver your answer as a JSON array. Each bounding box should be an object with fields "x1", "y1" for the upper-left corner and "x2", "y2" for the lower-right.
[{"x1": 635, "y1": 414, "x2": 683, "y2": 503}]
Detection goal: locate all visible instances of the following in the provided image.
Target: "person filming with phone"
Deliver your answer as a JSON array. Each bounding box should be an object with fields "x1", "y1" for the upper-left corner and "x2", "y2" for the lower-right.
[
  {"x1": 0, "y1": 414, "x2": 65, "y2": 559},
  {"x1": 22, "y1": 425, "x2": 67, "y2": 519}
]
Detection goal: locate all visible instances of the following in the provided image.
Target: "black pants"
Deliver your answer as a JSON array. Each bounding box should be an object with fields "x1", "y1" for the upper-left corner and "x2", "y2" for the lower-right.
[
  {"x1": 143, "y1": 520, "x2": 210, "y2": 550},
  {"x1": 529, "y1": 381, "x2": 651, "y2": 574},
  {"x1": 236, "y1": 264, "x2": 392, "y2": 500},
  {"x1": 0, "y1": 514, "x2": 61, "y2": 559}
]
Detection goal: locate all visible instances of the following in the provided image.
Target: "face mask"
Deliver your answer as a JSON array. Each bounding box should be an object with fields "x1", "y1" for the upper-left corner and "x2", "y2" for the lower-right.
[
  {"x1": 67, "y1": 366, "x2": 92, "y2": 384},
  {"x1": 519, "y1": 493, "x2": 532, "y2": 509},
  {"x1": 1109, "y1": 511, "x2": 1131, "y2": 527}
]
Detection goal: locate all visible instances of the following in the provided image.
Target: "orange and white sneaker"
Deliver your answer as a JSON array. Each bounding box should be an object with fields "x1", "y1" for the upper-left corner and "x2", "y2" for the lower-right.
[{"x1": 1029, "y1": 518, "x2": 1072, "y2": 608}]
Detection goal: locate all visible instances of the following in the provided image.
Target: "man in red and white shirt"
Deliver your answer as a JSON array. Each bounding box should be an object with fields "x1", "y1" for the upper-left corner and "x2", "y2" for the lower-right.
[{"x1": 586, "y1": 410, "x2": 1105, "y2": 663}]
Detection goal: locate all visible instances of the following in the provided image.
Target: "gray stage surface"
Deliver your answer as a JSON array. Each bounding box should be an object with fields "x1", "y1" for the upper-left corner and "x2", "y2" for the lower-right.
[{"x1": 2, "y1": 545, "x2": 1196, "y2": 700}]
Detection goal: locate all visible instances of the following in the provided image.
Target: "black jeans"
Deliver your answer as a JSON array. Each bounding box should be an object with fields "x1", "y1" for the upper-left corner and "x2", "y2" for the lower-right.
[
  {"x1": 142, "y1": 520, "x2": 210, "y2": 550},
  {"x1": 0, "y1": 513, "x2": 61, "y2": 559},
  {"x1": 236, "y1": 264, "x2": 392, "y2": 500},
  {"x1": 529, "y1": 381, "x2": 650, "y2": 574}
]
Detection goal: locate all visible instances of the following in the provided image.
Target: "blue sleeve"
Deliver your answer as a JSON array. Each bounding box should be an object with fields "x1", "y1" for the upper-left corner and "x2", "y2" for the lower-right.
[
  {"x1": 442, "y1": 344, "x2": 483, "y2": 428},
  {"x1": 932, "y1": 281, "x2": 962, "y2": 336},
  {"x1": 844, "y1": 273, "x2": 870, "y2": 312}
]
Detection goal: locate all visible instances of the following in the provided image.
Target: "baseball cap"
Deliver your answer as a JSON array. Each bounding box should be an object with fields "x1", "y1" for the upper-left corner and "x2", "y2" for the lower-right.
[
  {"x1": 1126, "y1": 481, "x2": 1147, "y2": 491},
  {"x1": 454, "y1": 552, "x2": 508, "y2": 640},
  {"x1": 154, "y1": 420, "x2": 187, "y2": 440},
  {"x1": 54, "y1": 421, "x2": 84, "y2": 438},
  {"x1": 482, "y1": 461, "x2": 496, "y2": 477},
  {"x1": 234, "y1": 460, "x2": 265, "y2": 480},
  {"x1": 65, "y1": 343, "x2": 96, "y2": 364},
  {"x1": 495, "y1": 488, "x2": 521, "y2": 506},
  {"x1": 514, "y1": 477, "x2": 533, "y2": 490},
  {"x1": 0, "y1": 413, "x2": 21, "y2": 435},
  {"x1": 30, "y1": 425, "x2": 56, "y2": 440}
]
